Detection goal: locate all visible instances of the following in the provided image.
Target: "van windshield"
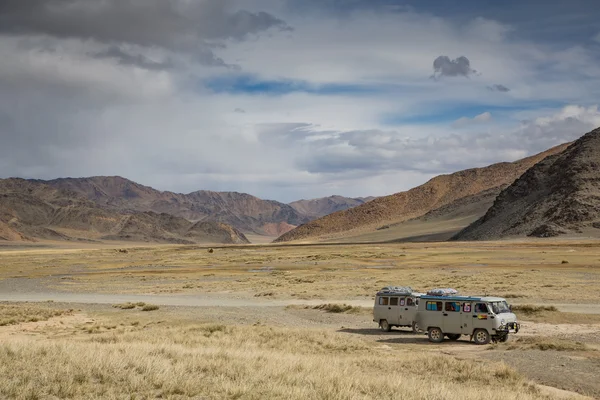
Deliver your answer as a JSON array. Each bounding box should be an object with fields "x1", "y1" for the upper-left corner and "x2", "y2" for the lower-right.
[{"x1": 490, "y1": 301, "x2": 510, "y2": 314}]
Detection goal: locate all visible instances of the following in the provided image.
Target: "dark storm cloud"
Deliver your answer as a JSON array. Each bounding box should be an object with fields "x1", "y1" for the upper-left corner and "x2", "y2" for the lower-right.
[
  {"x1": 92, "y1": 46, "x2": 173, "y2": 71},
  {"x1": 431, "y1": 56, "x2": 477, "y2": 79},
  {"x1": 488, "y1": 84, "x2": 510, "y2": 92},
  {"x1": 0, "y1": 0, "x2": 290, "y2": 50}
]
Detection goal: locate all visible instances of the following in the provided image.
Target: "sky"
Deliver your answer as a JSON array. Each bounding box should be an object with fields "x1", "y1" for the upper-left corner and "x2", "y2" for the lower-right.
[{"x1": 1, "y1": 0, "x2": 600, "y2": 203}]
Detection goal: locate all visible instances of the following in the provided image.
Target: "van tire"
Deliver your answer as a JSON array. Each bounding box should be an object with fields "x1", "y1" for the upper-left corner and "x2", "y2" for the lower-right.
[
  {"x1": 380, "y1": 320, "x2": 391, "y2": 332},
  {"x1": 428, "y1": 327, "x2": 444, "y2": 343},
  {"x1": 446, "y1": 334, "x2": 461, "y2": 341},
  {"x1": 412, "y1": 321, "x2": 423, "y2": 334},
  {"x1": 473, "y1": 329, "x2": 491, "y2": 345}
]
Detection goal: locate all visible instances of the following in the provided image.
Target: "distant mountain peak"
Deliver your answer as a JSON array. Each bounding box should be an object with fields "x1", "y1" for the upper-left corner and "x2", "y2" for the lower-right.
[{"x1": 454, "y1": 127, "x2": 600, "y2": 240}]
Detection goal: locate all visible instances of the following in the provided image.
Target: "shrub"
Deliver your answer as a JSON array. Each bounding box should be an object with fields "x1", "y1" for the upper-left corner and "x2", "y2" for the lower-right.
[{"x1": 141, "y1": 305, "x2": 159, "y2": 312}]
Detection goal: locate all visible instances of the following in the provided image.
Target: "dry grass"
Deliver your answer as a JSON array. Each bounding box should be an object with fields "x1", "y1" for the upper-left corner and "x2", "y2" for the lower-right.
[
  {"x1": 0, "y1": 320, "x2": 545, "y2": 400},
  {"x1": 507, "y1": 336, "x2": 591, "y2": 352},
  {"x1": 112, "y1": 302, "x2": 158, "y2": 311},
  {"x1": 512, "y1": 304, "x2": 600, "y2": 324},
  {"x1": 311, "y1": 303, "x2": 367, "y2": 314},
  {"x1": 2, "y1": 241, "x2": 600, "y2": 303},
  {"x1": 512, "y1": 305, "x2": 559, "y2": 314},
  {"x1": 0, "y1": 303, "x2": 73, "y2": 326}
]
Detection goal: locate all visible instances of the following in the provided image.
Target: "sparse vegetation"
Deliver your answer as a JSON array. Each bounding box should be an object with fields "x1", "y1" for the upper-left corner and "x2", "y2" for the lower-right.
[
  {"x1": 311, "y1": 303, "x2": 365, "y2": 314},
  {"x1": 0, "y1": 304, "x2": 73, "y2": 326},
  {"x1": 0, "y1": 322, "x2": 544, "y2": 400},
  {"x1": 509, "y1": 336, "x2": 591, "y2": 352},
  {"x1": 141, "y1": 304, "x2": 159, "y2": 312},
  {"x1": 512, "y1": 305, "x2": 558, "y2": 315},
  {"x1": 112, "y1": 302, "x2": 136, "y2": 309}
]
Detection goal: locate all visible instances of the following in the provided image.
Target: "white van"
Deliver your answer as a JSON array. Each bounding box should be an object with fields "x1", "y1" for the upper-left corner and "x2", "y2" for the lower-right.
[
  {"x1": 373, "y1": 287, "x2": 423, "y2": 333},
  {"x1": 414, "y1": 295, "x2": 520, "y2": 344}
]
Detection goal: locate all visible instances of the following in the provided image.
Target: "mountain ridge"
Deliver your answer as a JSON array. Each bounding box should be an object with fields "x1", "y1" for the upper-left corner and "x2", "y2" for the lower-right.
[
  {"x1": 0, "y1": 178, "x2": 249, "y2": 244},
  {"x1": 453, "y1": 127, "x2": 600, "y2": 240},
  {"x1": 274, "y1": 142, "x2": 571, "y2": 243}
]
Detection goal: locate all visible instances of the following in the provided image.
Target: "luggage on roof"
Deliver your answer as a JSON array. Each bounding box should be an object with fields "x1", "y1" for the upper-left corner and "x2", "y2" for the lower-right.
[
  {"x1": 378, "y1": 286, "x2": 413, "y2": 295},
  {"x1": 426, "y1": 288, "x2": 459, "y2": 296}
]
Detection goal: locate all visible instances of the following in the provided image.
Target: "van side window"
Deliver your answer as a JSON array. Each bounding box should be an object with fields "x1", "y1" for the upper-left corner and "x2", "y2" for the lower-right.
[
  {"x1": 445, "y1": 302, "x2": 460, "y2": 312},
  {"x1": 474, "y1": 303, "x2": 488, "y2": 313},
  {"x1": 463, "y1": 303, "x2": 472, "y2": 313},
  {"x1": 426, "y1": 301, "x2": 443, "y2": 311},
  {"x1": 399, "y1": 298, "x2": 405, "y2": 306},
  {"x1": 407, "y1": 298, "x2": 414, "y2": 306},
  {"x1": 390, "y1": 297, "x2": 398, "y2": 306},
  {"x1": 379, "y1": 297, "x2": 389, "y2": 306}
]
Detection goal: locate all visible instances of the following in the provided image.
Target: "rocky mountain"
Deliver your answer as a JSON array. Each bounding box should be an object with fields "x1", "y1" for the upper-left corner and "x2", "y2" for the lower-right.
[
  {"x1": 274, "y1": 143, "x2": 571, "y2": 243},
  {"x1": 289, "y1": 196, "x2": 375, "y2": 219},
  {"x1": 0, "y1": 179, "x2": 248, "y2": 244},
  {"x1": 453, "y1": 127, "x2": 600, "y2": 240},
  {"x1": 40, "y1": 176, "x2": 308, "y2": 235}
]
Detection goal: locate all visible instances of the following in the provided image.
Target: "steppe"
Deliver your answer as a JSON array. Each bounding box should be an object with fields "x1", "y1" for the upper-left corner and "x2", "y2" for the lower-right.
[{"x1": 1, "y1": 240, "x2": 599, "y2": 399}]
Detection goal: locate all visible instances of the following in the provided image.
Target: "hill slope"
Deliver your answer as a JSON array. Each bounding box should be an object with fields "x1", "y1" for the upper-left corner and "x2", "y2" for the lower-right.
[
  {"x1": 0, "y1": 179, "x2": 248, "y2": 244},
  {"x1": 275, "y1": 143, "x2": 570, "y2": 243},
  {"x1": 289, "y1": 196, "x2": 375, "y2": 219},
  {"x1": 453, "y1": 127, "x2": 600, "y2": 240},
  {"x1": 41, "y1": 176, "x2": 308, "y2": 235}
]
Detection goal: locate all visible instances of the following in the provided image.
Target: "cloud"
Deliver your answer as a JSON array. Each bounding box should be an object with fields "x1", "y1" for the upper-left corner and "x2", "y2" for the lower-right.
[
  {"x1": 2, "y1": 1, "x2": 600, "y2": 203},
  {"x1": 92, "y1": 46, "x2": 174, "y2": 71},
  {"x1": 270, "y1": 105, "x2": 599, "y2": 179},
  {"x1": 487, "y1": 84, "x2": 510, "y2": 92},
  {"x1": 0, "y1": 0, "x2": 290, "y2": 65},
  {"x1": 431, "y1": 56, "x2": 478, "y2": 79},
  {"x1": 234, "y1": 108, "x2": 246, "y2": 113},
  {"x1": 594, "y1": 32, "x2": 600, "y2": 43},
  {"x1": 452, "y1": 112, "x2": 492, "y2": 128}
]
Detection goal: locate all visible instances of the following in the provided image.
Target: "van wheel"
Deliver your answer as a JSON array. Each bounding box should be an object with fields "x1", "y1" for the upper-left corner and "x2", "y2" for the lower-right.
[
  {"x1": 473, "y1": 329, "x2": 491, "y2": 345},
  {"x1": 446, "y1": 334, "x2": 461, "y2": 341},
  {"x1": 412, "y1": 321, "x2": 423, "y2": 334},
  {"x1": 379, "y1": 320, "x2": 391, "y2": 332},
  {"x1": 428, "y1": 327, "x2": 444, "y2": 343}
]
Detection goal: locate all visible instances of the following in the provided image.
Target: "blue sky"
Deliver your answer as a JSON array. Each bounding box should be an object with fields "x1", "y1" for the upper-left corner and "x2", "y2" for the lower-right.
[{"x1": 1, "y1": 0, "x2": 600, "y2": 201}]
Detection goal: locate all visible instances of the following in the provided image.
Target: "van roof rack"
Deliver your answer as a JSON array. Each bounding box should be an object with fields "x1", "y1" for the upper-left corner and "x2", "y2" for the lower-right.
[{"x1": 377, "y1": 286, "x2": 413, "y2": 295}]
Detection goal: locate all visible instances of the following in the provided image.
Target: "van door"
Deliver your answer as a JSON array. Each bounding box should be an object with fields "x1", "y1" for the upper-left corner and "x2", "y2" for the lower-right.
[
  {"x1": 388, "y1": 296, "x2": 401, "y2": 324},
  {"x1": 462, "y1": 302, "x2": 473, "y2": 333},
  {"x1": 376, "y1": 296, "x2": 397, "y2": 325},
  {"x1": 442, "y1": 301, "x2": 462, "y2": 334},
  {"x1": 400, "y1": 296, "x2": 418, "y2": 326},
  {"x1": 471, "y1": 302, "x2": 491, "y2": 333}
]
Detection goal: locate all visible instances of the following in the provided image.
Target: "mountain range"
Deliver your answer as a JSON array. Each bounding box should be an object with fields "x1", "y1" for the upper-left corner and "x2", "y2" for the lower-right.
[
  {"x1": 0, "y1": 178, "x2": 250, "y2": 244},
  {"x1": 275, "y1": 142, "x2": 571, "y2": 243},
  {"x1": 4, "y1": 127, "x2": 600, "y2": 244},
  {"x1": 0, "y1": 177, "x2": 378, "y2": 243}
]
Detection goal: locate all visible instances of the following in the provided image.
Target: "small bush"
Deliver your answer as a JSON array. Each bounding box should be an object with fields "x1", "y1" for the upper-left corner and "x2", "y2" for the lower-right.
[
  {"x1": 141, "y1": 305, "x2": 159, "y2": 312},
  {"x1": 113, "y1": 303, "x2": 136, "y2": 310},
  {"x1": 511, "y1": 336, "x2": 589, "y2": 351},
  {"x1": 312, "y1": 304, "x2": 361, "y2": 314},
  {"x1": 512, "y1": 304, "x2": 558, "y2": 315}
]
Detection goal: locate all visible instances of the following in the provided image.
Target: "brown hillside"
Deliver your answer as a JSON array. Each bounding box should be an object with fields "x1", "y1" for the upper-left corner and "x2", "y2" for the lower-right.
[
  {"x1": 454, "y1": 127, "x2": 600, "y2": 240},
  {"x1": 289, "y1": 196, "x2": 375, "y2": 219},
  {"x1": 0, "y1": 179, "x2": 248, "y2": 244},
  {"x1": 42, "y1": 177, "x2": 309, "y2": 234},
  {"x1": 186, "y1": 221, "x2": 250, "y2": 244},
  {"x1": 275, "y1": 143, "x2": 570, "y2": 243}
]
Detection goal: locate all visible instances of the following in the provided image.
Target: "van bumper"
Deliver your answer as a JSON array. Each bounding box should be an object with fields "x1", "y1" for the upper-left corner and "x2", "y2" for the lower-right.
[{"x1": 496, "y1": 322, "x2": 520, "y2": 334}]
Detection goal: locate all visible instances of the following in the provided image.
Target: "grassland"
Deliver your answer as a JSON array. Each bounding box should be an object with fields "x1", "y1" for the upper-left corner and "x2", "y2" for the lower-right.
[
  {"x1": 1, "y1": 240, "x2": 599, "y2": 398},
  {"x1": 2, "y1": 240, "x2": 600, "y2": 304}
]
